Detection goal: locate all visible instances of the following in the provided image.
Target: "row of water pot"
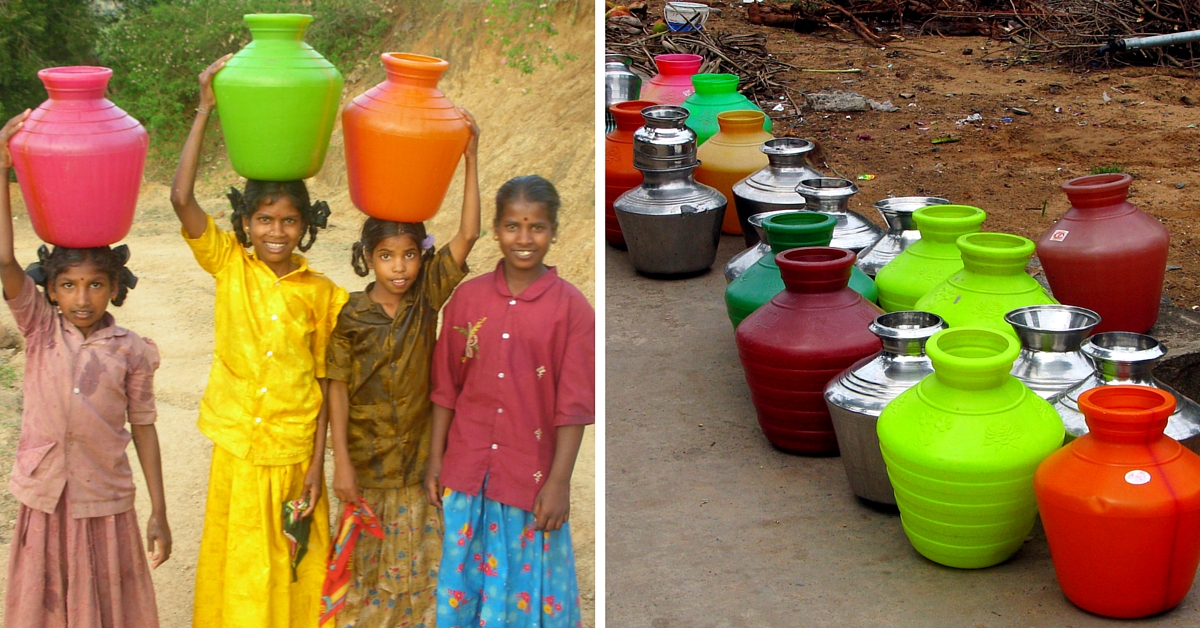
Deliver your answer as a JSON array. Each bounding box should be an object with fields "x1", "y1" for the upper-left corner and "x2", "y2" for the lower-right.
[{"x1": 606, "y1": 55, "x2": 1200, "y2": 619}]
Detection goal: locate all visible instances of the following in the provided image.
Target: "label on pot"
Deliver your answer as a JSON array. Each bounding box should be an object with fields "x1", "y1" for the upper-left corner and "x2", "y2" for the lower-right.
[
  {"x1": 1125, "y1": 470, "x2": 1151, "y2": 485},
  {"x1": 1050, "y1": 229, "x2": 1069, "y2": 242}
]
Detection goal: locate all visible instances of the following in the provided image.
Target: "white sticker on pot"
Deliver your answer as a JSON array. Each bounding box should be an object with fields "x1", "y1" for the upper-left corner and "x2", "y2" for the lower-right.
[
  {"x1": 1050, "y1": 229, "x2": 1069, "y2": 242},
  {"x1": 1125, "y1": 470, "x2": 1151, "y2": 485}
]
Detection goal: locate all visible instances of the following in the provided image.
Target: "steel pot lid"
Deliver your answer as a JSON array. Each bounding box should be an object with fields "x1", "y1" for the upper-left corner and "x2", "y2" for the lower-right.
[{"x1": 633, "y1": 105, "x2": 697, "y2": 171}]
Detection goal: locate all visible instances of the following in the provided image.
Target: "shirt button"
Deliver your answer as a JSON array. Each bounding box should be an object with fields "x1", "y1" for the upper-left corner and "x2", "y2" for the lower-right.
[
  {"x1": 497, "y1": 408, "x2": 504, "y2": 414},
  {"x1": 271, "y1": 315, "x2": 278, "y2": 321},
  {"x1": 73, "y1": 388, "x2": 80, "y2": 394},
  {"x1": 254, "y1": 417, "x2": 262, "y2": 424},
  {"x1": 502, "y1": 333, "x2": 510, "y2": 339},
  {"x1": 509, "y1": 300, "x2": 516, "y2": 306},
  {"x1": 274, "y1": 282, "x2": 280, "y2": 287},
  {"x1": 260, "y1": 387, "x2": 267, "y2": 394},
  {"x1": 266, "y1": 351, "x2": 273, "y2": 357},
  {"x1": 498, "y1": 373, "x2": 505, "y2": 379},
  {"x1": 491, "y1": 444, "x2": 498, "y2": 450}
]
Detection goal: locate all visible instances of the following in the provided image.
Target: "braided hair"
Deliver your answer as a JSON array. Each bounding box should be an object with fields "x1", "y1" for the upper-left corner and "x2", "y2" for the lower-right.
[
  {"x1": 226, "y1": 180, "x2": 331, "y2": 252},
  {"x1": 25, "y1": 244, "x2": 138, "y2": 306},
  {"x1": 350, "y1": 217, "x2": 435, "y2": 277},
  {"x1": 494, "y1": 175, "x2": 560, "y2": 227}
]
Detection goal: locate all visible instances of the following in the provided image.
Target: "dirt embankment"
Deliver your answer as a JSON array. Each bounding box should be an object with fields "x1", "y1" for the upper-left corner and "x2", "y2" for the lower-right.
[{"x1": 0, "y1": 1, "x2": 596, "y2": 625}]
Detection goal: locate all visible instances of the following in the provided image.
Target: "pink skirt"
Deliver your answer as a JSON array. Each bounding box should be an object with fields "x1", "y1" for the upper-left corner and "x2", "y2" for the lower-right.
[{"x1": 5, "y1": 491, "x2": 159, "y2": 628}]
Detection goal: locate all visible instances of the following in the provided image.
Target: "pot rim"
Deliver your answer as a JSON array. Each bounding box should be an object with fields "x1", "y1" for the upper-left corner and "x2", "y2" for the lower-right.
[
  {"x1": 1078, "y1": 384, "x2": 1175, "y2": 430},
  {"x1": 1004, "y1": 304, "x2": 1101, "y2": 333}
]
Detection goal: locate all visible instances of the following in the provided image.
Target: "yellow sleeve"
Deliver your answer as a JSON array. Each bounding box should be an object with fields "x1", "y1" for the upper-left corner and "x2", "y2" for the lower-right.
[
  {"x1": 182, "y1": 214, "x2": 238, "y2": 276},
  {"x1": 312, "y1": 283, "x2": 349, "y2": 380}
]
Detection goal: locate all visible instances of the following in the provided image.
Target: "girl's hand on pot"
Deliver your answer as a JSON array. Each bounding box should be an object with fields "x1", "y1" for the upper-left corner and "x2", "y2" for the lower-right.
[
  {"x1": 198, "y1": 54, "x2": 233, "y2": 110},
  {"x1": 459, "y1": 107, "x2": 479, "y2": 158},
  {"x1": 0, "y1": 110, "x2": 30, "y2": 169}
]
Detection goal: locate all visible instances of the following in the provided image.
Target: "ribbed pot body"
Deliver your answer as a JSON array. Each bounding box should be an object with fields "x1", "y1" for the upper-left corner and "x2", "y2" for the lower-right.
[
  {"x1": 731, "y1": 138, "x2": 821, "y2": 247},
  {"x1": 1035, "y1": 385, "x2": 1200, "y2": 618},
  {"x1": 1038, "y1": 173, "x2": 1169, "y2": 334},
  {"x1": 640, "y1": 53, "x2": 702, "y2": 105},
  {"x1": 681, "y1": 74, "x2": 771, "y2": 145},
  {"x1": 877, "y1": 327, "x2": 1065, "y2": 568},
  {"x1": 875, "y1": 205, "x2": 986, "y2": 312},
  {"x1": 694, "y1": 111, "x2": 772, "y2": 235},
  {"x1": 1006, "y1": 305, "x2": 1100, "y2": 399},
  {"x1": 10, "y1": 66, "x2": 147, "y2": 247},
  {"x1": 343, "y1": 53, "x2": 470, "y2": 222},
  {"x1": 736, "y1": 248, "x2": 883, "y2": 454},
  {"x1": 825, "y1": 311, "x2": 946, "y2": 504},
  {"x1": 604, "y1": 101, "x2": 657, "y2": 249},
  {"x1": 914, "y1": 232, "x2": 1057, "y2": 336},
  {"x1": 856, "y1": 197, "x2": 949, "y2": 277}
]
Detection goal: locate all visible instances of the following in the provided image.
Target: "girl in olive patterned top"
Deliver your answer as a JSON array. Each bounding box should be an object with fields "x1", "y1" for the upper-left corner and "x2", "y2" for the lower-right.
[{"x1": 325, "y1": 109, "x2": 479, "y2": 627}]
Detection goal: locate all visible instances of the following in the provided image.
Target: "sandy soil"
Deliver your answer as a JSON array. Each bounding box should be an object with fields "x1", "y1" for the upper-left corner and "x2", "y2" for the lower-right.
[
  {"x1": 0, "y1": 1, "x2": 596, "y2": 625},
  {"x1": 607, "y1": 5, "x2": 1200, "y2": 626}
]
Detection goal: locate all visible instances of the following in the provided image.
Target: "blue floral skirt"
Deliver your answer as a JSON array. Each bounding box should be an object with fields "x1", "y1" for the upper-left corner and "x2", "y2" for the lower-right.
[{"x1": 436, "y1": 487, "x2": 581, "y2": 628}]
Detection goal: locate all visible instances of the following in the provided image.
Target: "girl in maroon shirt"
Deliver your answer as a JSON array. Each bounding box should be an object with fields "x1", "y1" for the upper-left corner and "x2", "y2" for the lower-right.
[{"x1": 426, "y1": 175, "x2": 594, "y2": 627}]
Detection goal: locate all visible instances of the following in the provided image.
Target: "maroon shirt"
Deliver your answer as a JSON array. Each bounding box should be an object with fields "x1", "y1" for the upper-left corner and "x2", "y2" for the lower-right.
[
  {"x1": 431, "y1": 262, "x2": 594, "y2": 512},
  {"x1": 6, "y1": 275, "x2": 159, "y2": 518}
]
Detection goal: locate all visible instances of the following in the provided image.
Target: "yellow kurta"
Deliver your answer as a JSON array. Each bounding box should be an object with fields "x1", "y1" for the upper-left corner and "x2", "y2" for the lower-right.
[{"x1": 184, "y1": 215, "x2": 348, "y2": 627}]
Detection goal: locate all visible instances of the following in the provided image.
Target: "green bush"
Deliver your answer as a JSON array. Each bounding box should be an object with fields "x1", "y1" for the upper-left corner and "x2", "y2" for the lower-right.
[
  {"x1": 0, "y1": 0, "x2": 98, "y2": 122},
  {"x1": 97, "y1": 0, "x2": 388, "y2": 163}
]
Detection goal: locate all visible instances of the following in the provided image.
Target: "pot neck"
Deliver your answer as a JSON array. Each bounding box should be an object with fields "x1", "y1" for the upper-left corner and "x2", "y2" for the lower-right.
[
  {"x1": 715, "y1": 110, "x2": 766, "y2": 136},
  {"x1": 639, "y1": 168, "x2": 698, "y2": 186},
  {"x1": 927, "y1": 327, "x2": 1020, "y2": 390},
  {"x1": 1082, "y1": 333, "x2": 1166, "y2": 381},
  {"x1": 763, "y1": 213, "x2": 836, "y2": 254},
  {"x1": 1078, "y1": 385, "x2": 1175, "y2": 445},
  {"x1": 1005, "y1": 305, "x2": 1100, "y2": 353},
  {"x1": 873, "y1": 311, "x2": 946, "y2": 357},
  {"x1": 382, "y1": 53, "x2": 448, "y2": 89},
  {"x1": 38, "y1": 66, "x2": 112, "y2": 101},
  {"x1": 1061, "y1": 173, "x2": 1135, "y2": 215},
  {"x1": 244, "y1": 13, "x2": 312, "y2": 42},
  {"x1": 762, "y1": 138, "x2": 815, "y2": 169},
  {"x1": 609, "y1": 100, "x2": 657, "y2": 133},
  {"x1": 914, "y1": 204, "x2": 986, "y2": 243},
  {"x1": 654, "y1": 54, "x2": 702, "y2": 77},
  {"x1": 957, "y1": 232, "x2": 1035, "y2": 276},
  {"x1": 692, "y1": 73, "x2": 738, "y2": 95},
  {"x1": 796, "y1": 177, "x2": 857, "y2": 213},
  {"x1": 776, "y1": 247, "x2": 856, "y2": 294}
]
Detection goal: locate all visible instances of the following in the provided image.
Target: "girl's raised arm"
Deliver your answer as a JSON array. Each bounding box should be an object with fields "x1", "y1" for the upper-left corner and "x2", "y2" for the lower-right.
[
  {"x1": 0, "y1": 110, "x2": 31, "y2": 300},
  {"x1": 170, "y1": 54, "x2": 232, "y2": 239},
  {"x1": 446, "y1": 108, "x2": 481, "y2": 268}
]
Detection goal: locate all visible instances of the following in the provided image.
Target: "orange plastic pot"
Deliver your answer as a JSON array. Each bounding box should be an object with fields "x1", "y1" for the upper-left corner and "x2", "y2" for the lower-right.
[
  {"x1": 1034, "y1": 385, "x2": 1200, "y2": 618},
  {"x1": 342, "y1": 53, "x2": 471, "y2": 222},
  {"x1": 694, "y1": 110, "x2": 772, "y2": 235},
  {"x1": 605, "y1": 100, "x2": 656, "y2": 249}
]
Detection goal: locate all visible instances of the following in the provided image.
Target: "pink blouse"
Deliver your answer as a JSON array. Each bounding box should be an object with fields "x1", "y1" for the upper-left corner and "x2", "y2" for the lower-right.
[{"x1": 431, "y1": 262, "x2": 594, "y2": 512}]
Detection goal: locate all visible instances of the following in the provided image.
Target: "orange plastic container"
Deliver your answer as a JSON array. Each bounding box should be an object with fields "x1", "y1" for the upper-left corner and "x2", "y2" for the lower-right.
[
  {"x1": 342, "y1": 53, "x2": 471, "y2": 222},
  {"x1": 604, "y1": 100, "x2": 656, "y2": 249},
  {"x1": 1034, "y1": 385, "x2": 1200, "y2": 618},
  {"x1": 694, "y1": 110, "x2": 772, "y2": 236}
]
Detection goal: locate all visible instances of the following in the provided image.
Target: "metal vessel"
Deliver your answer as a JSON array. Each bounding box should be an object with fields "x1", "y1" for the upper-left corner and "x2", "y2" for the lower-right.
[
  {"x1": 855, "y1": 196, "x2": 949, "y2": 277},
  {"x1": 730, "y1": 138, "x2": 820, "y2": 247},
  {"x1": 723, "y1": 209, "x2": 797, "y2": 283},
  {"x1": 604, "y1": 54, "x2": 641, "y2": 133},
  {"x1": 1052, "y1": 332, "x2": 1200, "y2": 452},
  {"x1": 825, "y1": 310, "x2": 947, "y2": 504},
  {"x1": 614, "y1": 105, "x2": 726, "y2": 276},
  {"x1": 795, "y1": 177, "x2": 883, "y2": 252},
  {"x1": 1006, "y1": 305, "x2": 1100, "y2": 400}
]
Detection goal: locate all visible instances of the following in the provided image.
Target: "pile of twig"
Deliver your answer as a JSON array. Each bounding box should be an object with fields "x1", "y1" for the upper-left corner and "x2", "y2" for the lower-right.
[
  {"x1": 606, "y1": 29, "x2": 801, "y2": 114},
  {"x1": 744, "y1": 0, "x2": 1049, "y2": 43},
  {"x1": 1014, "y1": 0, "x2": 1200, "y2": 69}
]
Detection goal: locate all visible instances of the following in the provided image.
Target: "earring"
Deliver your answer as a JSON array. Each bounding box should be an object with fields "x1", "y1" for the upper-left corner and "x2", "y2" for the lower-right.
[
  {"x1": 493, "y1": 234, "x2": 499, "y2": 241},
  {"x1": 551, "y1": 237, "x2": 557, "y2": 243}
]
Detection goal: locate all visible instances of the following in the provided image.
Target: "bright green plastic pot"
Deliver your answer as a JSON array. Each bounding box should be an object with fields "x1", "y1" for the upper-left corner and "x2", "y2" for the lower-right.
[
  {"x1": 681, "y1": 74, "x2": 771, "y2": 145},
  {"x1": 213, "y1": 14, "x2": 344, "y2": 181},
  {"x1": 877, "y1": 327, "x2": 1064, "y2": 569},
  {"x1": 874, "y1": 204, "x2": 986, "y2": 312},
  {"x1": 725, "y1": 211, "x2": 875, "y2": 328}
]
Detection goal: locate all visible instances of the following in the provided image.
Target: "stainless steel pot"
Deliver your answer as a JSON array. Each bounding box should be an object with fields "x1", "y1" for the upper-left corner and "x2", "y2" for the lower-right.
[
  {"x1": 730, "y1": 138, "x2": 820, "y2": 247},
  {"x1": 614, "y1": 106, "x2": 726, "y2": 276},
  {"x1": 722, "y1": 209, "x2": 801, "y2": 283},
  {"x1": 855, "y1": 197, "x2": 949, "y2": 277},
  {"x1": 825, "y1": 310, "x2": 947, "y2": 504},
  {"x1": 1051, "y1": 332, "x2": 1200, "y2": 452},
  {"x1": 1006, "y1": 305, "x2": 1100, "y2": 400},
  {"x1": 795, "y1": 177, "x2": 883, "y2": 253},
  {"x1": 604, "y1": 54, "x2": 641, "y2": 133}
]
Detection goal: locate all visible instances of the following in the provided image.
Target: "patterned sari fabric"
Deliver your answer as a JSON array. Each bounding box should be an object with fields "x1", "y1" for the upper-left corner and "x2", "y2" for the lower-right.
[
  {"x1": 336, "y1": 486, "x2": 443, "y2": 627},
  {"x1": 437, "y1": 488, "x2": 581, "y2": 628}
]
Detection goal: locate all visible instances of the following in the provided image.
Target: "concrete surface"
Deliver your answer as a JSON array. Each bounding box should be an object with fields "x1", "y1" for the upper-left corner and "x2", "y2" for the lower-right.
[{"x1": 605, "y1": 234, "x2": 1200, "y2": 627}]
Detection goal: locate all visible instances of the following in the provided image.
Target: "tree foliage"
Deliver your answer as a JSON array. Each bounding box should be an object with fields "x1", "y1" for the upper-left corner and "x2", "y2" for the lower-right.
[{"x1": 0, "y1": 0, "x2": 98, "y2": 121}]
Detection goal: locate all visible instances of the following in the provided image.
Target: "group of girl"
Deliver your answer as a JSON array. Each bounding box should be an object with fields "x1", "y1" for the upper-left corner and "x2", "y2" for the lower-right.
[{"x1": 0, "y1": 54, "x2": 593, "y2": 628}]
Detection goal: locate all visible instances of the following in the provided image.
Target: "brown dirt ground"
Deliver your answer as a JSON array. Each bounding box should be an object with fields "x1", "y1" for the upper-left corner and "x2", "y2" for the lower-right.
[
  {"x1": 607, "y1": 4, "x2": 1200, "y2": 626},
  {"x1": 0, "y1": 1, "x2": 596, "y2": 625}
]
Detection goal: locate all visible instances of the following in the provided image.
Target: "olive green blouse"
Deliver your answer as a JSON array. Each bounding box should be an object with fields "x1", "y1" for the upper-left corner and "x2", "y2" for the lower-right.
[{"x1": 327, "y1": 246, "x2": 466, "y2": 488}]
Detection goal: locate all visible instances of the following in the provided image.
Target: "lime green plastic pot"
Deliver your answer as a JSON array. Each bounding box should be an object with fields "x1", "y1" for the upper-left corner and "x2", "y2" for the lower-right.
[
  {"x1": 681, "y1": 74, "x2": 771, "y2": 145},
  {"x1": 725, "y1": 212, "x2": 875, "y2": 327},
  {"x1": 874, "y1": 205, "x2": 986, "y2": 312},
  {"x1": 877, "y1": 327, "x2": 1064, "y2": 569},
  {"x1": 914, "y1": 232, "x2": 1057, "y2": 337},
  {"x1": 213, "y1": 14, "x2": 344, "y2": 181}
]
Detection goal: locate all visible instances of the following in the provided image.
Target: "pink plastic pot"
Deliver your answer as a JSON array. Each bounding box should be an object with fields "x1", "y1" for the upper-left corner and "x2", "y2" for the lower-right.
[{"x1": 10, "y1": 66, "x2": 148, "y2": 247}]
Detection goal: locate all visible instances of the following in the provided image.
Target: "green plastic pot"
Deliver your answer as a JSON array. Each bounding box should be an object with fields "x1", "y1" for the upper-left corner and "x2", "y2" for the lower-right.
[
  {"x1": 681, "y1": 74, "x2": 771, "y2": 145},
  {"x1": 877, "y1": 327, "x2": 1064, "y2": 569},
  {"x1": 875, "y1": 204, "x2": 986, "y2": 312},
  {"x1": 914, "y1": 232, "x2": 1057, "y2": 337},
  {"x1": 725, "y1": 211, "x2": 875, "y2": 328},
  {"x1": 213, "y1": 14, "x2": 344, "y2": 181}
]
